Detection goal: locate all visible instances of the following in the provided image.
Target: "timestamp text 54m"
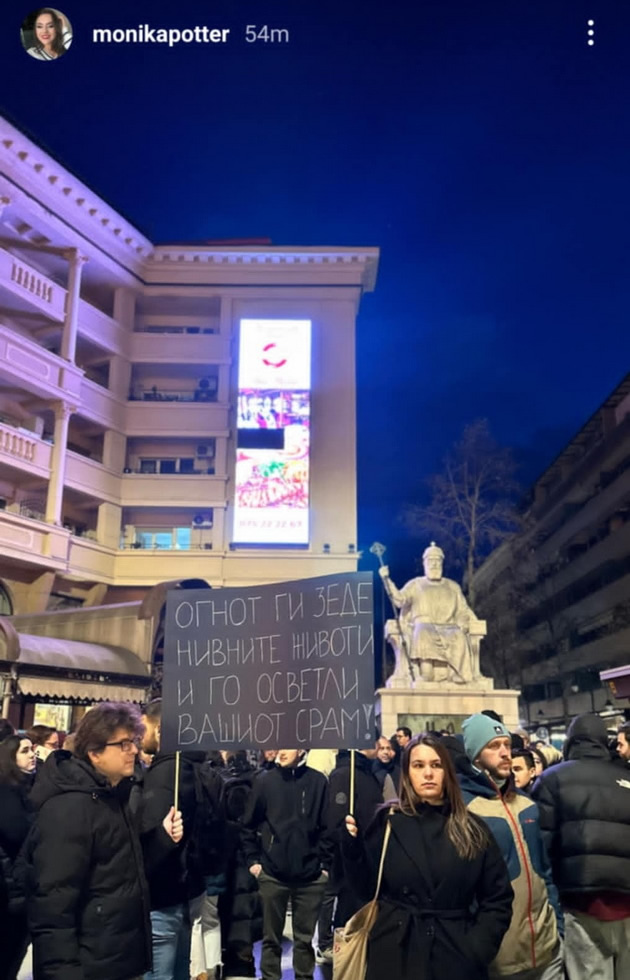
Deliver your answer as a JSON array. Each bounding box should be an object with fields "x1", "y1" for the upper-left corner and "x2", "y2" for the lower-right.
[{"x1": 245, "y1": 25, "x2": 290, "y2": 44}]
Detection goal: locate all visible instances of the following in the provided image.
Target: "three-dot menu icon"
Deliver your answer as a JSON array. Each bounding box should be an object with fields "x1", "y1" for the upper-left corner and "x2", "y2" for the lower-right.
[{"x1": 587, "y1": 20, "x2": 595, "y2": 46}]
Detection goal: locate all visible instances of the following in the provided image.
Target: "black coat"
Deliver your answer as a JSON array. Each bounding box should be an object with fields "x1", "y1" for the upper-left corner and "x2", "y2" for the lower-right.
[
  {"x1": 0, "y1": 776, "x2": 33, "y2": 915},
  {"x1": 342, "y1": 804, "x2": 513, "y2": 980},
  {"x1": 327, "y1": 751, "x2": 384, "y2": 883},
  {"x1": 242, "y1": 762, "x2": 330, "y2": 883},
  {"x1": 219, "y1": 763, "x2": 262, "y2": 952},
  {"x1": 532, "y1": 713, "x2": 630, "y2": 895},
  {"x1": 140, "y1": 750, "x2": 206, "y2": 909},
  {"x1": 25, "y1": 751, "x2": 159, "y2": 980}
]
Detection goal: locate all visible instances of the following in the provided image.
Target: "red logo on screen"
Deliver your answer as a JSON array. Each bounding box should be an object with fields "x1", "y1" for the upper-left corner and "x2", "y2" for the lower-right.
[{"x1": 262, "y1": 342, "x2": 287, "y2": 368}]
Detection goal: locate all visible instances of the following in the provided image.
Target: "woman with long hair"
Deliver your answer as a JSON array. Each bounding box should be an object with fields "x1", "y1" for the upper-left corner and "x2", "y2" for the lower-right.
[
  {"x1": 342, "y1": 734, "x2": 513, "y2": 980},
  {"x1": 0, "y1": 734, "x2": 36, "y2": 980},
  {"x1": 25, "y1": 8, "x2": 71, "y2": 61}
]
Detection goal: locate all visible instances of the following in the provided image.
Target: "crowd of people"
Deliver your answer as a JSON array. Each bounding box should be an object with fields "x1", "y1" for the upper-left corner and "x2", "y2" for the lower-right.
[{"x1": 0, "y1": 708, "x2": 629, "y2": 980}]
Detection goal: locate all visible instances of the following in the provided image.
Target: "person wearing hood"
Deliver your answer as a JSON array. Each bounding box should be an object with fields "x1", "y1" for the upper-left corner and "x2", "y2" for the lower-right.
[
  {"x1": 25, "y1": 702, "x2": 182, "y2": 980},
  {"x1": 341, "y1": 733, "x2": 513, "y2": 980},
  {"x1": 242, "y1": 748, "x2": 330, "y2": 980},
  {"x1": 532, "y1": 712, "x2": 630, "y2": 980},
  {"x1": 140, "y1": 699, "x2": 209, "y2": 980},
  {"x1": 0, "y1": 734, "x2": 36, "y2": 980},
  {"x1": 458, "y1": 712, "x2": 563, "y2": 979}
]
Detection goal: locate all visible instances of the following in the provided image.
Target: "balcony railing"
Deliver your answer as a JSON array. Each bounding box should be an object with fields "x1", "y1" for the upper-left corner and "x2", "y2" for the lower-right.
[{"x1": 0, "y1": 246, "x2": 66, "y2": 321}]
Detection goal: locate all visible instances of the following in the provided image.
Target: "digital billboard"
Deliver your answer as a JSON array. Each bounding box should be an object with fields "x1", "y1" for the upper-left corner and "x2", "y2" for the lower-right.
[{"x1": 233, "y1": 319, "x2": 311, "y2": 545}]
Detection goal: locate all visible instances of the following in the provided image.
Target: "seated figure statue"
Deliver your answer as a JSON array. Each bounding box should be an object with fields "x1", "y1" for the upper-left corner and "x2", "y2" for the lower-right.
[{"x1": 380, "y1": 542, "x2": 484, "y2": 685}]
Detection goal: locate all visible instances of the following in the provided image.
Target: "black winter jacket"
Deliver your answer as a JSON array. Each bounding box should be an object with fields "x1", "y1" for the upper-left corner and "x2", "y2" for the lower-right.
[
  {"x1": 219, "y1": 762, "x2": 263, "y2": 952},
  {"x1": 25, "y1": 751, "x2": 159, "y2": 980},
  {"x1": 140, "y1": 750, "x2": 206, "y2": 909},
  {"x1": 242, "y1": 762, "x2": 330, "y2": 883},
  {"x1": 532, "y1": 713, "x2": 630, "y2": 895},
  {"x1": 342, "y1": 803, "x2": 513, "y2": 980},
  {"x1": 0, "y1": 776, "x2": 33, "y2": 915}
]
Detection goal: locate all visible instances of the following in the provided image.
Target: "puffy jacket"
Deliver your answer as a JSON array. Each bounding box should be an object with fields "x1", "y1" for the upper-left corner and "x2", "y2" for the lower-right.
[
  {"x1": 532, "y1": 713, "x2": 630, "y2": 895},
  {"x1": 25, "y1": 751, "x2": 157, "y2": 980},
  {"x1": 458, "y1": 767, "x2": 560, "y2": 977},
  {"x1": 242, "y1": 761, "x2": 330, "y2": 883},
  {"x1": 0, "y1": 776, "x2": 33, "y2": 915}
]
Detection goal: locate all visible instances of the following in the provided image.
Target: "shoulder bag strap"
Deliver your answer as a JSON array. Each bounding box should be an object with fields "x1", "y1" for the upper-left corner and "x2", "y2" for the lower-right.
[{"x1": 372, "y1": 808, "x2": 394, "y2": 902}]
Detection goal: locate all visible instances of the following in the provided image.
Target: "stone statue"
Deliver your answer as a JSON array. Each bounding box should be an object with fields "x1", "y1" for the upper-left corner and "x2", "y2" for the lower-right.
[{"x1": 379, "y1": 542, "x2": 486, "y2": 685}]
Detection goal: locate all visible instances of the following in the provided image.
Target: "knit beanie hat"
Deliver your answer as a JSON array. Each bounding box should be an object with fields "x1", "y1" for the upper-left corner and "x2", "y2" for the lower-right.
[{"x1": 462, "y1": 713, "x2": 511, "y2": 765}]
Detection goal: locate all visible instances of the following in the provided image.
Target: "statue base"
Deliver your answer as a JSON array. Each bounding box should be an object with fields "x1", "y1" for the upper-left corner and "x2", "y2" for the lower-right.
[{"x1": 376, "y1": 684, "x2": 520, "y2": 737}]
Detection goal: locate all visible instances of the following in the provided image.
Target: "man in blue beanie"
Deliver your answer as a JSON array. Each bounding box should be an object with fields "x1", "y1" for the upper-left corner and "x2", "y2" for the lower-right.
[{"x1": 458, "y1": 712, "x2": 563, "y2": 979}]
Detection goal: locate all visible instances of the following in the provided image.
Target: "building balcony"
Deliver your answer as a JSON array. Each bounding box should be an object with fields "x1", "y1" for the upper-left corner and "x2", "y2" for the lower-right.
[
  {"x1": 125, "y1": 400, "x2": 229, "y2": 437},
  {"x1": 0, "y1": 423, "x2": 52, "y2": 479},
  {"x1": 0, "y1": 246, "x2": 66, "y2": 322},
  {"x1": 113, "y1": 548, "x2": 224, "y2": 585},
  {"x1": 0, "y1": 325, "x2": 84, "y2": 402},
  {"x1": 78, "y1": 299, "x2": 126, "y2": 356},
  {"x1": 78, "y1": 377, "x2": 125, "y2": 430},
  {"x1": 120, "y1": 473, "x2": 227, "y2": 507},
  {"x1": 129, "y1": 331, "x2": 230, "y2": 364},
  {"x1": 65, "y1": 452, "x2": 121, "y2": 504},
  {"x1": 0, "y1": 510, "x2": 70, "y2": 571}
]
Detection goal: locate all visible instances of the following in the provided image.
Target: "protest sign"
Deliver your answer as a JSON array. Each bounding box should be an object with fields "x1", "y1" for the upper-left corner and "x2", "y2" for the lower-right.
[{"x1": 160, "y1": 572, "x2": 375, "y2": 750}]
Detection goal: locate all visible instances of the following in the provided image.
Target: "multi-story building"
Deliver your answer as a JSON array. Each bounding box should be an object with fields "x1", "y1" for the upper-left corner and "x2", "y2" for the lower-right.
[
  {"x1": 0, "y1": 117, "x2": 379, "y2": 618},
  {"x1": 474, "y1": 371, "x2": 630, "y2": 727}
]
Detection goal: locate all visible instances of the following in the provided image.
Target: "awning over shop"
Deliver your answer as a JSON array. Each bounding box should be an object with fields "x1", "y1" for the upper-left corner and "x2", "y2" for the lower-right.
[
  {"x1": 600, "y1": 665, "x2": 630, "y2": 700},
  {"x1": 0, "y1": 618, "x2": 151, "y2": 702}
]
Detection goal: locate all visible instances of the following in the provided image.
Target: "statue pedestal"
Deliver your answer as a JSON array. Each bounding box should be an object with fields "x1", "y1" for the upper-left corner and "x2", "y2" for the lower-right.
[{"x1": 376, "y1": 683, "x2": 521, "y2": 737}]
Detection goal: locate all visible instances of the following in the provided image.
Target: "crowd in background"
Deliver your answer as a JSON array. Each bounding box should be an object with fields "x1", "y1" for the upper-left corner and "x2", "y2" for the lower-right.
[{"x1": 0, "y1": 708, "x2": 629, "y2": 980}]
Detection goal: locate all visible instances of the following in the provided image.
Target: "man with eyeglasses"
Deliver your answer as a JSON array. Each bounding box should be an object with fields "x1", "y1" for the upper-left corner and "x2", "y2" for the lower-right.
[{"x1": 26, "y1": 702, "x2": 183, "y2": 980}]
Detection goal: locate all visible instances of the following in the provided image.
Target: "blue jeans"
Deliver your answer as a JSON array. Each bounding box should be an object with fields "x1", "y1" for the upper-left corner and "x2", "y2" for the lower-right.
[{"x1": 145, "y1": 904, "x2": 191, "y2": 980}]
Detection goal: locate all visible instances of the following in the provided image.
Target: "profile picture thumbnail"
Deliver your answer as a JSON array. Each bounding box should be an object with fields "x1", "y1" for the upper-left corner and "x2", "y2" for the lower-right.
[{"x1": 21, "y1": 8, "x2": 72, "y2": 61}]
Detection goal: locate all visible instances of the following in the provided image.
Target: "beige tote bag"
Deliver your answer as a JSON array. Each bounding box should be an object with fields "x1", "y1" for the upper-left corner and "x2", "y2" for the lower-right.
[{"x1": 332, "y1": 818, "x2": 392, "y2": 980}]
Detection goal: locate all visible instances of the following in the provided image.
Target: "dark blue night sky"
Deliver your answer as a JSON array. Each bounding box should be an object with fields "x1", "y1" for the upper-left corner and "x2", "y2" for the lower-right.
[{"x1": 2, "y1": 0, "x2": 630, "y2": 579}]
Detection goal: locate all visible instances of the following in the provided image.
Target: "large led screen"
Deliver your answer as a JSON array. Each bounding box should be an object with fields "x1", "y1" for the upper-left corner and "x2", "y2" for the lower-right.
[{"x1": 233, "y1": 319, "x2": 311, "y2": 545}]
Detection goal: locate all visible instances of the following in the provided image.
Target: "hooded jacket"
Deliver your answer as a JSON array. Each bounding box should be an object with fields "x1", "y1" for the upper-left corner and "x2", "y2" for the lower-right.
[
  {"x1": 0, "y1": 774, "x2": 33, "y2": 914},
  {"x1": 532, "y1": 713, "x2": 630, "y2": 896},
  {"x1": 242, "y1": 760, "x2": 330, "y2": 883},
  {"x1": 458, "y1": 765, "x2": 560, "y2": 977},
  {"x1": 25, "y1": 751, "x2": 155, "y2": 980}
]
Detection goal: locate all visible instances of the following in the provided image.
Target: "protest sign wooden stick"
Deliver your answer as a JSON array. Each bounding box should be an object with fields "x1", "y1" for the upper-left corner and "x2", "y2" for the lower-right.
[
  {"x1": 349, "y1": 748, "x2": 355, "y2": 817},
  {"x1": 174, "y1": 750, "x2": 181, "y2": 810}
]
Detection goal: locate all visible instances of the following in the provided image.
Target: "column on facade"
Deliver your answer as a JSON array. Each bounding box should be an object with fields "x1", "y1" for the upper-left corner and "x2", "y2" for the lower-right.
[
  {"x1": 217, "y1": 364, "x2": 231, "y2": 404},
  {"x1": 97, "y1": 502, "x2": 123, "y2": 549},
  {"x1": 212, "y1": 507, "x2": 226, "y2": 552},
  {"x1": 102, "y1": 428, "x2": 126, "y2": 472},
  {"x1": 60, "y1": 251, "x2": 88, "y2": 362},
  {"x1": 45, "y1": 402, "x2": 74, "y2": 524}
]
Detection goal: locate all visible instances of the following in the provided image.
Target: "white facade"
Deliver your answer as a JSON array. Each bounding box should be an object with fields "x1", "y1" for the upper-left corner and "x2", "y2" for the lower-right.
[{"x1": 0, "y1": 117, "x2": 379, "y2": 613}]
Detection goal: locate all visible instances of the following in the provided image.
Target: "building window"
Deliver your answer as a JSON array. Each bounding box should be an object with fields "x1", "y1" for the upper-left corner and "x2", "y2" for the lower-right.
[
  {"x1": 0, "y1": 583, "x2": 13, "y2": 615},
  {"x1": 140, "y1": 459, "x2": 157, "y2": 474},
  {"x1": 159, "y1": 459, "x2": 177, "y2": 474},
  {"x1": 179, "y1": 458, "x2": 195, "y2": 474}
]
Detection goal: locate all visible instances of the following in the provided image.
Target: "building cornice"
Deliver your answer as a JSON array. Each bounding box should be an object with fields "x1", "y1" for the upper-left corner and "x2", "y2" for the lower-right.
[
  {"x1": 147, "y1": 246, "x2": 379, "y2": 292},
  {"x1": 0, "y1": 118, "x2": 152, "y2": 272},
  {"x1": 0, "y1": 117, "x2": 380, "y2": 292}
]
